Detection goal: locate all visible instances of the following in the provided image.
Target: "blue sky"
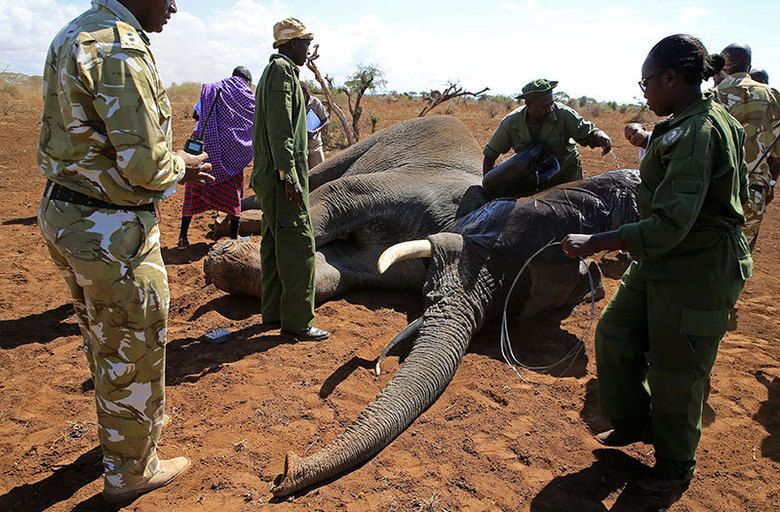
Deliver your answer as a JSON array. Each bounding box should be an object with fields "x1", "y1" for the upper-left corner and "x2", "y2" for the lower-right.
[{"x1": 2, "y1": 0, "x2": 779, "y2": 103}]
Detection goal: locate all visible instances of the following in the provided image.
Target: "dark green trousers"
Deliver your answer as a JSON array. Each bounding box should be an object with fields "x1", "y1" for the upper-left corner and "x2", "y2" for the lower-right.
[
  {"x1": 595, "y1": 238, "x2": 747, "y2": 475},
  {"x1": 252, "y1": 175, "x2": 315, "y2": 330}
]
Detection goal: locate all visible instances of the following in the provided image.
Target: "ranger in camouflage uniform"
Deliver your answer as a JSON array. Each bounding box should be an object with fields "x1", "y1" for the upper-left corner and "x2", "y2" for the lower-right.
[
  {"x1": 713, "y1": 43, "x2": 780, "y2": 251},
  {"x1": 37, "y1": 0, "x2": 212, "y2": 503}
]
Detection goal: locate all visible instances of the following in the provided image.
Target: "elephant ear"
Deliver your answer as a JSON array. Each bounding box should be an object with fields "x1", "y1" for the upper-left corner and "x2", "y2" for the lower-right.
[{"x1": 447, "y1": 198, "x2": 518, "y2": 254}]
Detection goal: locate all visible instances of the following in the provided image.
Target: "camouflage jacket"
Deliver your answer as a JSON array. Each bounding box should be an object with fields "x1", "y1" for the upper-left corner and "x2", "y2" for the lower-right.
[
  {"x1": 37, "y1": 0, "x2": 184, "y2": 206},
  {"x1": 713, "y1": 72, "x2": 780, "y2": 188}
]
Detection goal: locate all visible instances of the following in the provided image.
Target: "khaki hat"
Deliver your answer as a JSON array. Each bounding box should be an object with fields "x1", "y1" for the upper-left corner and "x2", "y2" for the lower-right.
[
  {"x1": 516, "y1": 78, "x2": 558, "y2": 101},
  {"x1": 273, "y1": 17, "x2": 314, "y2": 49}
]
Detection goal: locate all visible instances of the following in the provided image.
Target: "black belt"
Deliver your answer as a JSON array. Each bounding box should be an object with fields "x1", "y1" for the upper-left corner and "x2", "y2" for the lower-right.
[
  {"x1": 46, "y1": 180, "x2": 155, "y2": 213},
  {"x1": 748, "y1": 184, "x2": 766, "y2": 192}
]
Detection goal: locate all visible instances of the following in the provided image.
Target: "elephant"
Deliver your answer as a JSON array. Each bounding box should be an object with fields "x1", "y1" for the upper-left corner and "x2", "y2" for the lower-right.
[
  {"x1": 201, "y1": 116, "x2": 641, "y2": 496},
  {"x1": 204, "y1": 115, "x2": 488, "y2": 301},
  {"x1": 269, "y1": 169, "x2": 641, "y2": 496}
]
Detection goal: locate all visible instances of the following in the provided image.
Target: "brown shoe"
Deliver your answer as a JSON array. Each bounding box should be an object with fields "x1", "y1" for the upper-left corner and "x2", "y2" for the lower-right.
[{"x1": 103, "y1": 457, "x2": 191, "y2": 504}]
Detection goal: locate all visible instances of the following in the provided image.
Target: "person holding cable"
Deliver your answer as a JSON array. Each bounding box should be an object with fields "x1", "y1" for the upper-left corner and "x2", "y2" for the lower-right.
[
  {"x1": 250, "y1": 17, "x2": 329, "y2": 341},
  {"x1": 37, "y1": 0, "x2": 214, "y2": 503},
  {"x1": 561, "y1": 34, "x2": 753, "y2": 493}
]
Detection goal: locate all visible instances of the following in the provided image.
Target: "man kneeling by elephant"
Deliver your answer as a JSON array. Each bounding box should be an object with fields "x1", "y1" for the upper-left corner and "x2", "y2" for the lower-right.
[{"x1": 482, "y1": 79, "x2": 612, "y2": 193}]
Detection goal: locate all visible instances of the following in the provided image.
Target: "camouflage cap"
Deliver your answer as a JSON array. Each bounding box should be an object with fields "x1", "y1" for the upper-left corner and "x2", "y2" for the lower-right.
[
  {"x1": 516, "y1": 79, "x2": 558, "y2": 101},
  {"x1": 273, "y1": 17, "x2": 314, "y2": 49}
]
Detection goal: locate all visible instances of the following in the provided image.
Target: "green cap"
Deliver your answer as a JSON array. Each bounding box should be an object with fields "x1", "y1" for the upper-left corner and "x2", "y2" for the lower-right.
[{"x1": 516, "y1": 78, "x2": 558, "y2": 101}]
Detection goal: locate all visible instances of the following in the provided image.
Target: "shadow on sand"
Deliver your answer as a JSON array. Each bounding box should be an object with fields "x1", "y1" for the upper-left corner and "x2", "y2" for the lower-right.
[{"x1": 530, "y1": 448, "x2": 688, "y2": 512}]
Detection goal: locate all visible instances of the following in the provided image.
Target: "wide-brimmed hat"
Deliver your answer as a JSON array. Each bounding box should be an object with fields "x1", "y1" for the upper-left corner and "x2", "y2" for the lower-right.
[
  {"x1": 273, "y1": 17, "x2": 314, "y2": 49},
  {"x1": 515, "y1": 78, "x2": 558, "y2": 101}
]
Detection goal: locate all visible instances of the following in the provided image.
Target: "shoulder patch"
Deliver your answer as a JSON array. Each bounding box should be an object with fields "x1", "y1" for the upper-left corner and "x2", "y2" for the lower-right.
[
  {"x1": 117, "y1": 22, "x2": 147, "y2": 53},
  {"x1": 661, "y1": 126, "x2": 685, "y2": 146}
]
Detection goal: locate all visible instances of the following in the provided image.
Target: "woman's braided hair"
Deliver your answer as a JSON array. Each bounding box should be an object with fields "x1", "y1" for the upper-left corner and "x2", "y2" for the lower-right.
[{"x1": 648, "y1": 34, "x2": 725, "y2": 83}]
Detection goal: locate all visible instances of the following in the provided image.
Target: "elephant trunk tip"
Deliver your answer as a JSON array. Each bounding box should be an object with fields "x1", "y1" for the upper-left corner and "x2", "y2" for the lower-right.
[{"x1": 270, "y1": 451, "x2": 306, "y2": 497}]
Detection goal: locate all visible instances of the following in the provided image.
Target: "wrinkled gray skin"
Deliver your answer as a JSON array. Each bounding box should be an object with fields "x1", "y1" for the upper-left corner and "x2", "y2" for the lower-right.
[
  {"x1": 203, "y1": 117, "x2": 641, "y2": 496},
  {"x1": 270, "y1": 170, "x2": 641, "y2": 496},
  {"x1": 204, "y1": 116, "x2": 487, "y2": 301}
]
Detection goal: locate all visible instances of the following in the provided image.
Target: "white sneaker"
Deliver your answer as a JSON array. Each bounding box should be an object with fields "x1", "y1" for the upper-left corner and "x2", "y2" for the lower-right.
[{"x1": 102, "y1": 457, "x2": 191, "y2": 504}]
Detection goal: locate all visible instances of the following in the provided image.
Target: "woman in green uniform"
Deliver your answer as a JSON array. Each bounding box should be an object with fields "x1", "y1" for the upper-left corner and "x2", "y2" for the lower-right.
[{"x1": 562, "y1": 34, "x2": 753, "y2": 493}]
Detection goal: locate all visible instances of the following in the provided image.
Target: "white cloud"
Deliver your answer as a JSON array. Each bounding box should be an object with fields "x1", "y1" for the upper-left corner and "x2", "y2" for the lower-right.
[
  {"x1": 0, "y1": 0, "x2": 84, "y2": 74},
  {"x1": 2, "y1": 0, "x2": 779, "y2": 104}
]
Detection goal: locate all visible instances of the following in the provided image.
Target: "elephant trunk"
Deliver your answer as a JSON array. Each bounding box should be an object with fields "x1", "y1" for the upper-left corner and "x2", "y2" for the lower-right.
[{"x1": 272, "y1": 234, "x2": 494, "y2": 496}]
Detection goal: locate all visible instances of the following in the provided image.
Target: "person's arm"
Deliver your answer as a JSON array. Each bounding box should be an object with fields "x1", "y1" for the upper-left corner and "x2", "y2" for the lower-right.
[
  {"x1": 619, "y1": 122, "x2": 714, "y2": 260},
  {"x1": 562, "y1": 230, "x2": 626, "y2": 257},
  {"x1": 482, "y1": 155, "x2": 496, "y2": 175},
  {"x1": 563, "y1": 105, "x2": 609, "y2": 154},
  {"x1": 767, "y1": 156, "x2": 779, "y2": 204},
  {"x1": 86, "y1": 47, "x2": 189, "y2": 191},
  {"x1": 483, "y1": 119, "x2": 512, "y2": 176},
  {"x1": 265, "y1": 62, "x2": 303, "y2": 205}
]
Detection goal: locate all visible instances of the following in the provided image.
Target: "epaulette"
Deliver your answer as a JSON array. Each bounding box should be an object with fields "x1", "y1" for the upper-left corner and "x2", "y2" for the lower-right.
[{"x1": 116, "y1": 21, "x2": 148, "y2": 52}]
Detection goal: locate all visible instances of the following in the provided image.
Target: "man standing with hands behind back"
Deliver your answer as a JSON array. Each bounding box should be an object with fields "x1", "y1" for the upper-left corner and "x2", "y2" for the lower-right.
[
  {"x1": 37, "y1": 0, "x2": 214, "y2": 503},
  {"x1": 251, "y1": 18, "x2": 330, "y2": 341}
]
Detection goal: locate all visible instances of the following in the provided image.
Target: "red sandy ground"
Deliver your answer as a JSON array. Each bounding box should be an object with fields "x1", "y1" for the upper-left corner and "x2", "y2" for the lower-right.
[{"x1": 0, "y1": 96, "x2": 777, "y2": 512}]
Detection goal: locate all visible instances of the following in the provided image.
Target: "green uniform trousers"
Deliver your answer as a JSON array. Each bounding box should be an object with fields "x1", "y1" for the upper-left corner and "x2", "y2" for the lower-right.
[
  {"x1": 252, "y1": 175, "x2": 316, "y2": 330},
  {"x1": 38, "y1": 193, "x2": 167, "y2": 490},
  {"x1": 595, "y1": 236, "x2": 746, "y2": 475}
]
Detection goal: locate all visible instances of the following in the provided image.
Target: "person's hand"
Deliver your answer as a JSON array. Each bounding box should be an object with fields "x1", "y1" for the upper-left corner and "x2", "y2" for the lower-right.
[
  {"x1": 624, "y1": 123, "x2": 650, "y2": 149},
  {"x1": 284, "y1": 180, "x2": 304, "y2": 207},
  {"x1": 561, "y1": 234, "x2": 595, "y2": 258},
  {"x1": 592, "y1": 130, "x2": 612, "y2": 155},
  {"x1": 176, "y1": 150, "x2": 215, "y2": 185}
]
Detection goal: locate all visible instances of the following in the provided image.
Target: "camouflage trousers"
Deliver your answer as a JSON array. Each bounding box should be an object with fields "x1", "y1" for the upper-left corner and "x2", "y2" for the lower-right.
[
  {"x1": 742, "y1": 184, "x2": 768, "y2": 252},
  {"x1": 38, "y1": 193, "x2": 168, "y2": 490}
]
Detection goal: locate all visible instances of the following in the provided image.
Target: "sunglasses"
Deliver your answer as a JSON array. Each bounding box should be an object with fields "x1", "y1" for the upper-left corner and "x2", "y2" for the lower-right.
[{"x1": 638, "y1": 71, "x2": 663, "y2": 93}]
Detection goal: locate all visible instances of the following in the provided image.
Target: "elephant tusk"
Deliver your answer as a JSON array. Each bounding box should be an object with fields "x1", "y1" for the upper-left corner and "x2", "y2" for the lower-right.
[
  {"x1": 377, "y1": 240, "x2": 433, "y2": 274},
  {"x1": 375, "y1": 317, "x2": 423, "y2": 376}
]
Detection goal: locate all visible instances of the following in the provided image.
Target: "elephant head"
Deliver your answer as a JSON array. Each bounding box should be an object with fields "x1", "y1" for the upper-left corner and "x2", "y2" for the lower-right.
[
  {"x1": 204, "y1": 116, "x2": 488, "y2": 300},
  {"x1": 271, "y1": 170, "x2": 641, "y2": 496}
]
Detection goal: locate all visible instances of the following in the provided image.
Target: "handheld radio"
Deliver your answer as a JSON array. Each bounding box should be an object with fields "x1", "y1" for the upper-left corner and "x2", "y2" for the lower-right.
[{"x1": 184, "y1": 89, "x2": 222, "y2": 154}]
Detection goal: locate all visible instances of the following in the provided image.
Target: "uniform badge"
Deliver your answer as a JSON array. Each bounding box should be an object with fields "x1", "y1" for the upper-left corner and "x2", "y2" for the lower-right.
[{"x1": 661, "y1": 126, "x2": 684, "y2": 146}]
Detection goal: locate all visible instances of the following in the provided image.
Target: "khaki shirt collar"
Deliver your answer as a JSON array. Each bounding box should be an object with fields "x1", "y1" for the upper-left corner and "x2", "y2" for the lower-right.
[
  {"x1": 513, "y1": 102, "x2": 559, "y2": 131},
  {"x1": 92, "y1": 0, "x2": 150, "y2": 44},
  {"x1": 271, "y1": 53, "x2": 300, "y2": 75}
]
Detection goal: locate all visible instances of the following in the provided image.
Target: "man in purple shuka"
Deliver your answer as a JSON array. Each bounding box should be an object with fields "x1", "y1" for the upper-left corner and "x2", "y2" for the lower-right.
[{"x1": 178, "y1": 66, "x2": 255, "y2": 248}]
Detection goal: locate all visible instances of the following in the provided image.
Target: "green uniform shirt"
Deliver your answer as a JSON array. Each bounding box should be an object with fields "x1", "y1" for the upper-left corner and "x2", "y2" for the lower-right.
[
  {"x1": 251, "y1": 53, "x2": 308, "y2": 188},
  {"x1": 37, "y1": 0, "x2": 185, "y2": 206},
  {"x1": 713, "y1": 72, "x2": 780, "y2": 188},
  {"x1": 620, "y1": 94, "x2": 752, "y2": 277},
  {"x1": 483, "y1": 102, "x2": 600, "y2": 185}
]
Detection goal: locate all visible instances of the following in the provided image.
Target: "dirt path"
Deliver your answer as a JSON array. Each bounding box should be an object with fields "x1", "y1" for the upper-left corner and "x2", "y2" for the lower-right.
[{"x1": 0, "y1": 99, "x2": 777, "y2": 511}]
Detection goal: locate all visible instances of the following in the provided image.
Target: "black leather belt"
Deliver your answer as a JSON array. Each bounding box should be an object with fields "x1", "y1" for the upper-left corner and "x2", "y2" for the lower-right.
[
  {"x1": 46, "y1": 180, "x2": 155, "y2": 213},
  {"x1": 748, "y1": 184, "x2": 765, "y2": 192}
]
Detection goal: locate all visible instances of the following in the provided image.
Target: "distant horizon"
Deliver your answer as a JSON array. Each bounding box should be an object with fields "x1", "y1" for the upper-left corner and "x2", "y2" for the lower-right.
[{"x1": 2, "y1": 0, "x2": 778, "y2": 104}]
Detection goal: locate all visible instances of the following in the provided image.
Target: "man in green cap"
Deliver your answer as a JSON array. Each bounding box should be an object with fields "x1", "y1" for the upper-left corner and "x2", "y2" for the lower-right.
[
  {"x1": 251, "y1": 18, "x2": 330, "y2": 341},
  {"x1": 483, "y1": 79, "x2": 613, "y2": 186}
]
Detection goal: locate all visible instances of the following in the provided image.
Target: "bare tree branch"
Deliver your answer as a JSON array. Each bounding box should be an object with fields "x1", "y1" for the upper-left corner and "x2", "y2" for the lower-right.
[
  {"x1": 306, "y1": 45, "x2": 355, "y2": 146},
  {"x1": 418, "y1": 82, "x2": 490, "y2": 117}
]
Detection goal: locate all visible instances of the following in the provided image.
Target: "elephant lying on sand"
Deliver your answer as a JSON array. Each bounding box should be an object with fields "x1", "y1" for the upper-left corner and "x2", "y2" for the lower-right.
[
  {"x1": 270, "y1": 169, "x2": 641, "y2": 496},
  {"x1": 204, "y1": 116, "x2": 487, "y2": 300}
]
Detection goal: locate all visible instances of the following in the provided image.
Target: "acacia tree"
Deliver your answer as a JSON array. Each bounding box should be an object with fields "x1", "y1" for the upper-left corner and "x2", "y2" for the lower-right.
[
  {"x1": 418, "y1": 81, "x2": 489, "y2": 117},
  {"x1": 342, "y1": 64, "x2": 386, "y2": 141}
]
